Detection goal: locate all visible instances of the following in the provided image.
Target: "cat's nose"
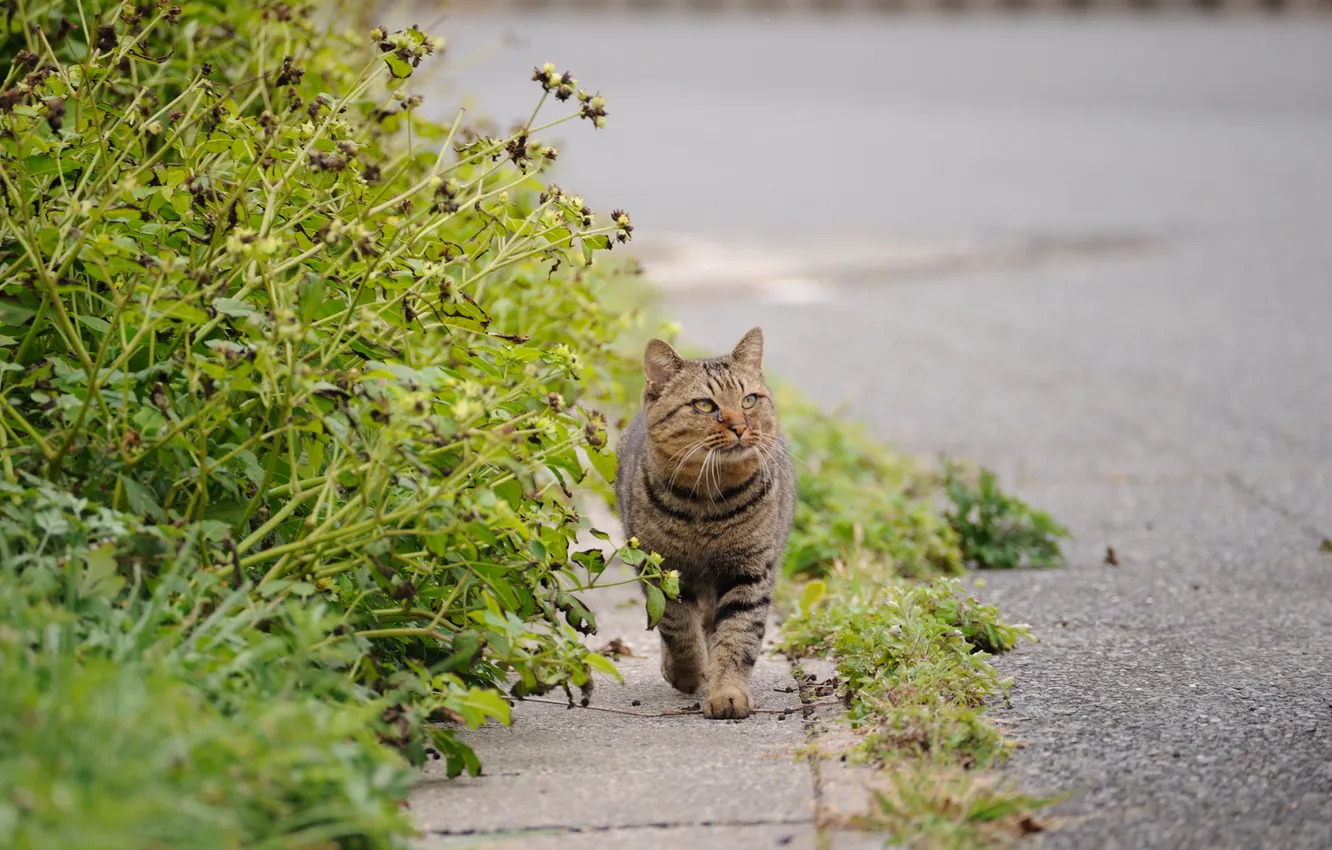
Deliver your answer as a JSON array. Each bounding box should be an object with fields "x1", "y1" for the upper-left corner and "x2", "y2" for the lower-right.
[{"x1": 724, "y1": 418, "x2": 748, "y2": 438}]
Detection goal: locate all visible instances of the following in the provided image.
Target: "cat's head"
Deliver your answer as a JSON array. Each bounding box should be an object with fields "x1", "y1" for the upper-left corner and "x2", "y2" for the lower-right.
[{"x1": 640, "y1": 327, "x2": 778, "y2": 467}]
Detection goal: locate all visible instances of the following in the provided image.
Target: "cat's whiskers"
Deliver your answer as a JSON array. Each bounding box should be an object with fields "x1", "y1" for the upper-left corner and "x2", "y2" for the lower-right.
[
  {"x1": 693, "y1": 448, "x2": 717, "y2": 504},
  {"x1": 666, "y1": 438, "x2": 711, "y2": 494},
  {"x1": 754, "y1": 432, "x2": 811, "y2": 473},
  {"x1": 749, "y1": 438, "x2": 774, "y2": 484}
]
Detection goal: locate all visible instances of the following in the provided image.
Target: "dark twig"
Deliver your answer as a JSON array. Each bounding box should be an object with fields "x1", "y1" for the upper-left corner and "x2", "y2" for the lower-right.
[{"x1": 517, "y1": 695, "x2": 842, "y2": 718}]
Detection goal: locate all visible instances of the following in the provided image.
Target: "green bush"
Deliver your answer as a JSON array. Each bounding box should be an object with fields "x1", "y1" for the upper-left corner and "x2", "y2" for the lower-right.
[
  {"x1": 0, "y1": 1, "x2": 669, "y2": 844},
  {"x1": 777, "y1": 387, "x2": 964, "y2": 580},
  {"x1": 945, "y1": 466, "x2": 1069, "y2": 569}
]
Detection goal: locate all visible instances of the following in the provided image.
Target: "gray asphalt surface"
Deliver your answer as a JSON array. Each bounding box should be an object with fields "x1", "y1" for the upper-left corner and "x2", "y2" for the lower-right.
[{"x1": 394, "y1": 6, "x2": 1332, "y2": 847}]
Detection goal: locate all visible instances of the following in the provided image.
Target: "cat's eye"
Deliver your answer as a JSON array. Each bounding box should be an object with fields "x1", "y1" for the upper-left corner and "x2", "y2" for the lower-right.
[
  {"x1": 741, "y1": 394, "x2": 758, "y2": 409},
  {"x1": 692, "y1": 399, "x2": 718, "y2": 414}
]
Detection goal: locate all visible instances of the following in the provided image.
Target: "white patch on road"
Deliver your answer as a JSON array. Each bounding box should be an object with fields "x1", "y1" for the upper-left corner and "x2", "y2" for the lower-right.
[{"x1": 757, "y1": 277, "x2": 832, "y2": 305}]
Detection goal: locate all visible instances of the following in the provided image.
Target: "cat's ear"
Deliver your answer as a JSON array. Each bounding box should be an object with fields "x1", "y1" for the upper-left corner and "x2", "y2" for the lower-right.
[
  {"x1": 644, "y1": 338, "x2": 686, "y2": 389},
  {"x1": 731, "y1": 326, "x2": 764, "y2": 369}
]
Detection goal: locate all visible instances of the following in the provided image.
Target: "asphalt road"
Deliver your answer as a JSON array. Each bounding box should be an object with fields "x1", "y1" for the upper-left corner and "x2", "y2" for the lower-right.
[{"x1": 396, "y1": 7, "x2": 1332, "y2": 847}]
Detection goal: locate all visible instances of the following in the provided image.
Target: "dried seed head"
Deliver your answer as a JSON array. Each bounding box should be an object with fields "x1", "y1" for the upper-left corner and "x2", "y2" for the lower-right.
[
  {"x1": 44, "y1": 98, "x2": 65, "y2": 132},
  {"x1": 612, "y1": 208, "x2": 634, "y2": 242},
  {"x1": 579, "y1": 93, "x2": 608, "y2": 128},
  {"x1": 97, "y1": 25, "x2": 117, "y2": 53},
  {"x1": 309, "y1": 152, "x2": 346, "y2": 172},
  {"x1": 275, "y1": 56, "x2": 304, "y2": 87}
]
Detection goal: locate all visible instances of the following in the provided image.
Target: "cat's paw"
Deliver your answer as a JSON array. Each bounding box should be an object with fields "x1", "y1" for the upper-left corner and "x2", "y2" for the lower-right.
[{"x1": 703, "y1": 685, "x2": 752, "y2": 720}]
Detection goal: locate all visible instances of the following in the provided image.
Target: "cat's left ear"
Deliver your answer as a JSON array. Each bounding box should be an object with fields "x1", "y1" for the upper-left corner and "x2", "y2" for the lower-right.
[{"x1": 731, "y1": 326, "x2": 764, "y2": 369}]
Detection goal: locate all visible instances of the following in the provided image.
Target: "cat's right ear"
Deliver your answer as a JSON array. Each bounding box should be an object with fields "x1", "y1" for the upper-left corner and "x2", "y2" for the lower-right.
[{"x1": 644, "y1": 338, "x2": 685, "y2": 394}]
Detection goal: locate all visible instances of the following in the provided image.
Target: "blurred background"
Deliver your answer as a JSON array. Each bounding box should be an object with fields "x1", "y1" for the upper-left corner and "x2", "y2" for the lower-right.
[{"x1": 374, "y1": 2, "x2": 1332, "y2": 470}]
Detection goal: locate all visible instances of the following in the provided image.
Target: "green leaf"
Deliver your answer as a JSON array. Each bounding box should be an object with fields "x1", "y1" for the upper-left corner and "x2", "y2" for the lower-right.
[
  {"x1": 213, "y1": 297, "x2": 254, "y2": 318},
  {"x1": 797, "y1": 579, "x2": 827, "y2": 613},
  {"x1": 583, "y1": 652, "x2": 623, "y2": 682},
  {"x1": 0, "y1": 299, "x2": 37, "y2": 327},
  {"x1": 618, "y1": 547, "x2": 646, "y2": 567},
  {"x1": 118, "y1": 475, "x2": 164, "y2": 521},
  {"x1": 153, "y1": 300, "x2": 209, "y2": 324},
  {"x1": 382, "y1": 53, "x2": 414, "y2": 79},
  {"x1": 298, "y1": 276, "x2": 326, "y2": 325},
  {"x1": 76, "y1": 315, "x2": 110, "y2": 334},
  {"x1": 461, "y1": 687, "x2": 512, "y2": 727},
  {"x1": 644, "y1": 583, "x2": 665, "y2": 630},
  {"x1": 585, "y1": 447, "x2": 616, "y2": 484},
  {"x1": 79, "y1": 545, "x2": 124, "y2": 601}
]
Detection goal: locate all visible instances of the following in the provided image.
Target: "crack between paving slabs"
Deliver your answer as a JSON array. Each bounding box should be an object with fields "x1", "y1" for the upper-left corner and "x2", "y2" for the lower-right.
[
  {"x1": 422, "y1": 816, "x2": 814, "y2": 838},
  {"x1": 1224, "y1": 472, "x2": 1330, "y2": 544},
  {"x1": 792, "y1": 659, "x2": 833, "y2": 850}
]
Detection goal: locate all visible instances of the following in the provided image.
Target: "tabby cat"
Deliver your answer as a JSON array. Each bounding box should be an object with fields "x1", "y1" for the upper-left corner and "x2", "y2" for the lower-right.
[{"x1": 615, "y1": 327, "x2": 796, "y2": 720}]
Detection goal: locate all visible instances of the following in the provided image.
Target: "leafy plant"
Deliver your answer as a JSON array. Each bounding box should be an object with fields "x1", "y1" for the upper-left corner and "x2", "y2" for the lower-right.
[
  {"x1": 0, "y1": 1, "x2": 673, "y2": 845},
  {"x1": 772, "y1": 394, "x2": 1064, "y2": 847},
  {"x1": 773, "y1": 386, "x2": 1069, "y2": 578},
  {"x1": 0, "y1": 480, "x2": 422, "y2": 849},
  {"x1": 852, "y1": 764, "x2": 1054, "y2": 849},
  {"x1": 781, "y1": 574, "x2": 1030, "y2": 769},
  {"x1": 777, "y1": 387, "x2": 963, "y2": 580},
  {"x1": 945, "y1": 466, "x2": 1069, "y2": 569},
  {"x1": 780, "y1": 567, "x2": 1046, "y2": 849}
]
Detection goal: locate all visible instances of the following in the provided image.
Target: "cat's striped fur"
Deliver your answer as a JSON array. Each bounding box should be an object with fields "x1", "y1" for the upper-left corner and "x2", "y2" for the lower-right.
[{"x1": 615, "y1": 327, "x2": 796, "y2": 719}]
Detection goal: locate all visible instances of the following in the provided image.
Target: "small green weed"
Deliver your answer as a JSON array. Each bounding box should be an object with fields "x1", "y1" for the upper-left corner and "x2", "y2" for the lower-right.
[
  {"x1": 781, "y1": 573, "x2": 1031, "y2": 770},
  {"x1": 778, "y1": 388, "x2": 963, "y2": 580},
  {"x1": 945, "y1": 466, "x2": 1069, "y2": 569},
  {"x1": 851, "y1": 763, "x2": 1055, "y2": 850}
]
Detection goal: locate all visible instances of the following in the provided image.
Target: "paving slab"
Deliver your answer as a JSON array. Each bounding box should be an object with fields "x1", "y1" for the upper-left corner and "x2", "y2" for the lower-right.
[{"x1": 409, "y1": 511, "x2": 816, "y2": 844}]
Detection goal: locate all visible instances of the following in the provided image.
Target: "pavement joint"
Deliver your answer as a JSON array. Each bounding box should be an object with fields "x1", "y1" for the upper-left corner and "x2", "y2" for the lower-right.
[
  {"x1": 420, "y1": 817, "x2": 816, "y2": 838},
  {"x1": 1223, "y1": 472, "x2": 1330, "y2": 543}
]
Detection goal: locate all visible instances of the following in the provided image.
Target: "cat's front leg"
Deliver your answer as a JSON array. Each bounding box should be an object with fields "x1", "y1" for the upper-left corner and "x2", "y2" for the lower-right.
[
  {"x1": 703, "y1": 566, "x2": 772, "y2": 719},
  {"x1": 657, "y1": 592, "x2": 707, "y2": 695}
]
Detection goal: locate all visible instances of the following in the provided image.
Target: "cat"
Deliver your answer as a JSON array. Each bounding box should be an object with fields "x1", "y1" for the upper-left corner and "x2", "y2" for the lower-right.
[{"x1": 614, "y1": 327, "x2": 796, "y2": 720}]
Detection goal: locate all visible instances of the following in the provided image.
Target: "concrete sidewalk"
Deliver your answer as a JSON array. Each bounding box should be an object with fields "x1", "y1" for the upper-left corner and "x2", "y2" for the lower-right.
[{"x1": 409, "y1": 506, "x2": 834, "y2": 849}]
